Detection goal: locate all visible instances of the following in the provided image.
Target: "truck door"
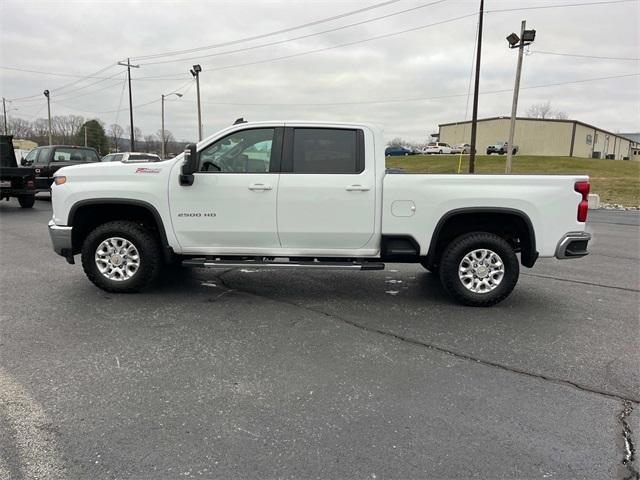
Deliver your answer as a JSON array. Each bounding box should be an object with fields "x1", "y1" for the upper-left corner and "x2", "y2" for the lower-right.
[
  {"x1": 169, "y1": 127, "x2": 283, "y2": 252},
  {"x1": 276, "y1": 127, "x2": 376, "y2": 250}
]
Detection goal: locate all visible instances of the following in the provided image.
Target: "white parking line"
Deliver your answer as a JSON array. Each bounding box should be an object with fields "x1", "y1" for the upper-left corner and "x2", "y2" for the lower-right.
[{"x1": 0, "y1": 367, "x2": 65, "y2": 479}]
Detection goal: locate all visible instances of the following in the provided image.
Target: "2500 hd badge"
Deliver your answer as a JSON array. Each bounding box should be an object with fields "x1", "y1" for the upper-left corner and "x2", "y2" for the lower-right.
[{"x1": 177, "y1": 212, "x2": 216, "y2": 217}]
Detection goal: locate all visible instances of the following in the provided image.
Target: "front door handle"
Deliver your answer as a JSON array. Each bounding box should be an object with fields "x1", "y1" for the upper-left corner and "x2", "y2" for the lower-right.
[
  {"x1": 345, "y1": 184, "x2": 370, "y2": 191},
  {"x1": 248, "y1": 183, "x2": 273, "y2": 191}
]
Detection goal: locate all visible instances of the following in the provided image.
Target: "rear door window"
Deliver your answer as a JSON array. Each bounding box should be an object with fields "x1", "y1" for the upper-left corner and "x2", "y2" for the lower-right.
[{"x1": 289, "y1": 128, "x2": 363, "y2": 174}]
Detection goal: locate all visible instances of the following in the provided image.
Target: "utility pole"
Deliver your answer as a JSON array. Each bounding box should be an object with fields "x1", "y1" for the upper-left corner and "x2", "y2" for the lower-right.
[
  {"x1": 2, "y1": 98, "x2": 7, "y2": 135},
  {"x1": 505, "y1": 21, "x2": 535, "y2": 173},
  {"x1": 190, "y1": 64, "x2": 203, "y2": 141},
  {"x1": 468, "y1": 0, "x2": 484, "y2": 173},
  {"x1": 43, "y1": 90, "x2": 52, "y2": 145},
  {"x1": 118, "y1": 58, "x2": 140, "y2": 151},
  {"x1": 84, "y1": 125, "x2": 88, "y2": 147}
]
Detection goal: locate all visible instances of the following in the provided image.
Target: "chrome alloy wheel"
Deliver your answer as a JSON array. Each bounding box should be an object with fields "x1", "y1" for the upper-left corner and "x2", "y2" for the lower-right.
[
  {"x1": 95, "y1": 237, "x2": 140, "y2": 281},
  {"x1": 458, "y1": 248, "x2": 505, "y2": 294}
]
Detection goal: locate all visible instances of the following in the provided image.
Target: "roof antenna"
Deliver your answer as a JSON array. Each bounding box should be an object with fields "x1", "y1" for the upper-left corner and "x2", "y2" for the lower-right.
[{"x1": 233, "y1": 117, "x2": 247, "y2": 125}]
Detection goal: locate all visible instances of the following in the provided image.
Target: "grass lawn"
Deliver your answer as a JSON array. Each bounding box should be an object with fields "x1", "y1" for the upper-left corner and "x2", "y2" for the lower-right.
[{"x1": 386, "y1": 155, "x2": 640, "y2": 207}]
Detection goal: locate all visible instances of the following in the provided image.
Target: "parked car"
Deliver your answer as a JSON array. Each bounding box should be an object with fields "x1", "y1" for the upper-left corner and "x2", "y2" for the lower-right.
[
  {"x1": 0, "y1": 135, "x2": 38, "y2": 208},
  {"x1": 48, "y1": 120, "x2": 591, "y2": 307},
  {"x1": 486, "y1": 142, "x2": 518, "y2": 155},
  {"x1": 423, "y1": 142, "x2": 452, "y2": 154},
  {"x1": 21, "y1": 145, "x2": 100, "y2": 191},
  {"x1": 385, "y1": 146, "x2": 414, "y2": 156},
  {"x1": 451, "y1": 143, "x2": 471, "y2": 154},
  {"x1": 101, "y1": 152, "x2": 161, "y2": 163}
]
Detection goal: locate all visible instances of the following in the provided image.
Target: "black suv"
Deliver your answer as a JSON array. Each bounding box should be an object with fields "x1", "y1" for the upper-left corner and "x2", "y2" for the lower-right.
[{"x1": 21, "y1": 145, "x2": 100, "y2": 190}]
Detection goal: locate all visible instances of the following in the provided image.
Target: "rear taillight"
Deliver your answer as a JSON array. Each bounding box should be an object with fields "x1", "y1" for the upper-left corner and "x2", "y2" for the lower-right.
[
  {"x1": 26, "y1": 180, "x2": 35, "y2": 188},
  {"x1": 575, "y1": 181, "x2": 590, "y2": 222}
]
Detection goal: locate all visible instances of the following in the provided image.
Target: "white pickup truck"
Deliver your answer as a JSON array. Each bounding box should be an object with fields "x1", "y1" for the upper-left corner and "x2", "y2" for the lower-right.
[{"x1": 48, "y1": 121, "x2": 592, "y2": 306}]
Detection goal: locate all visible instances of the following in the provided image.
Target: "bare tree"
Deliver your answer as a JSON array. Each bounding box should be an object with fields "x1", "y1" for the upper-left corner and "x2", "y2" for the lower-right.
[
  {"x1": 52, "y1": 115, "x2": 84, "y2": 144},
  {"x1": 7, "y1": 117, "x2": 33, "y2": 138},
  {"x1": 527, "y1": 101, "x2": 553, "y2": 119},
  {"x1": 387, "y1": 137, "x2": 407, "y2": 147},
  {"x1": 157, "y1": 129, "x2": 175, "y2": 156},
  {"x1": 143, "y1": 134, "x2": 158, "y2": 153},
  {"x1": 109, "y1": 124, "x2": 124, "y2": 152},
  {"x1": 527, "y1": 101, "x2": 568, "y2": 120}
]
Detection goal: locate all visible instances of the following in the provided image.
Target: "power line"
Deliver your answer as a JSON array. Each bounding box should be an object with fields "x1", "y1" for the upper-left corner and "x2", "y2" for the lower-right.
[
  {"x1": 192, "y1": 12, "x2": 479, "y2": 74},
  {"x1": 130, "y1": 0, "x2": 405, "y2": 61},
  {"x1": 196, "y1": 72, "x2": 639, "y2": 106},
  {"x1": 138, "y1": 0, "x2": 449, "y2": 66},
  {"x1": 0, "y1": 66, "x2": 117, "y2": 80},
  {"x1": 486, "y1": 0, "x2": 636, "y2": 14},
  {"x1": 531, "y1": 50, "x2": 640, "y2": 61}
]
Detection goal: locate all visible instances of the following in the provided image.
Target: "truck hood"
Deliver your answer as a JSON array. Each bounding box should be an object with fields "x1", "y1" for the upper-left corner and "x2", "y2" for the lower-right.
[{"x1": 54, "y1": 158, "x2": 180, "y2": 178}]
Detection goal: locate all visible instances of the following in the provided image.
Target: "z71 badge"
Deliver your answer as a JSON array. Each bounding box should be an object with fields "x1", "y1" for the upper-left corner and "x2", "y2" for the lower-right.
[{"x1": 135, "y1": 167, "x2": 161, "y2": 174}]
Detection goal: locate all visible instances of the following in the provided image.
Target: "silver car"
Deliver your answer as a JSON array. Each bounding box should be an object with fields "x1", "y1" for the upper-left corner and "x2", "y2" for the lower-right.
[{"x1": 450, "y1": 143, "x2": 471, "y2": 154}]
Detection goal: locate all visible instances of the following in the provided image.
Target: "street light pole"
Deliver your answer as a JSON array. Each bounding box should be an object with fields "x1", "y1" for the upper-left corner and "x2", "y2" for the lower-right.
[
  {"x1": 505, "y1": 21, "x2": 526, "y2": 174},
  {"x1": 161, "y1": 92, "x2": 183, "y2": 160},
  {"x1": 118, "y1": 58, "x2": 140, "y2": 151},
  {"x1": 505, "y1": 21, "x2": 535, "y2": 173},
  {"x1": 44, "y1": 90, "x2": 52, "y2": 146},
  {"x1": 190, "y1": 64, "x2": 203, "y2": 141}
]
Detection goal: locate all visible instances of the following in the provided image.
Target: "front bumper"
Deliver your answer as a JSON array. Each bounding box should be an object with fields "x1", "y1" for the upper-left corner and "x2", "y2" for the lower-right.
[
  {"x1": 555, "y1": 231, "x2": 591, "y2": 259},
  {"x1": 48, "y1": 220, "x2": 73, "y2": 261}
]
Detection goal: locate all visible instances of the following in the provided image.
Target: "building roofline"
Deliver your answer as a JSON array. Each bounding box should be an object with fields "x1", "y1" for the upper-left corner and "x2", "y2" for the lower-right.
[{"x1": 438, "y1": 116, "x2": 638, "y2": 143}]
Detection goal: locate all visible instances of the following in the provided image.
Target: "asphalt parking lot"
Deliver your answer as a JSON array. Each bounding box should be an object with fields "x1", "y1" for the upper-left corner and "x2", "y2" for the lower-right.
[{"x1": 0, "y1": 198, "x2": 638, "y2": 480}]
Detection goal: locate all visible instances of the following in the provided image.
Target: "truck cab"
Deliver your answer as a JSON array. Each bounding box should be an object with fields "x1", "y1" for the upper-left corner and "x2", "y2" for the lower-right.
[{"x1": 47, "y1": 121, "x2": 591, "y2": 306}]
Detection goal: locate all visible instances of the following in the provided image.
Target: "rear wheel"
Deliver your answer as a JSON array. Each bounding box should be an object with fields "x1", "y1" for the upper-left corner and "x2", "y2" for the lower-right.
[
  {"x1": 81, "y1": 221, "x2": 161, "y2": 293},
  {"x1": 439, "y1": 232, "x2": 519, "y2": 307},
  {"x1": 17, "y1": 194, "x2": 35, "y2": 208}
]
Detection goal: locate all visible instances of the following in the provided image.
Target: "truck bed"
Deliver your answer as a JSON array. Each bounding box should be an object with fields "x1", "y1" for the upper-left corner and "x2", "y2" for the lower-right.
[{"x1": 382, "y1": 173, "x2": 588, "y2": 258}]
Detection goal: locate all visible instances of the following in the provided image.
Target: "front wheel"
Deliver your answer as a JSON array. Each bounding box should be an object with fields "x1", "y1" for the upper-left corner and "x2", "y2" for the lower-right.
[
  {"x1": 81, "y1": 221, "x2": 162, "y2": 293},
  {"x1": 439, "y1": 232, "x2": 519, "y2": 307},
  {"x1": 18, "y1": 194, "x2": 35, "y2": 208}
]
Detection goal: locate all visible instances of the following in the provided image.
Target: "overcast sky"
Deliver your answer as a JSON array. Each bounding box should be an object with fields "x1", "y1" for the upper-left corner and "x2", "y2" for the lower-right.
[{"x1": 1, "y1": 0, "x2": 639, "y2": 143}]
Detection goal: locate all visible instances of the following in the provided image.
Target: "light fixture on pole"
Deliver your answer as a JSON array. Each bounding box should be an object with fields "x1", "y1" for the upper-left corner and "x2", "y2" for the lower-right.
[
  {"x1": 190, "y1": 64, "x2": 203, "y2": 141},
  {"x1": 505, "y1": 21, "x2": 536, "y2": 174},
  {"x1": 43, "y1": 90, "x2": 52, "y2": 146},
  {"x1": 161, "y1": 92, "x2": 183, "y2": 160}
]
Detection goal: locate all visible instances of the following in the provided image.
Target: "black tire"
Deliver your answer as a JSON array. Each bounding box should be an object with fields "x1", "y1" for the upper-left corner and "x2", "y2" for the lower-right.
[
  {"x1": 439, "y1": 150, "x2": 443, "y2": 154},
  {"x1": 81, "y1": 221, "x2": 161, "y2": 293},
  {"x1": 439, "y1": 232, "x2": 519, "y2": 307},
  {"x1": 17, "y1": 194, "x2": 35, "y2": 208},
  {"x1": 486, "y1": 151, "x2": 492, "y2": 155},
  {"x1": 499, "y1": 149, "x2": 505, "y2": 155},
  {"x1": 512, "y1": 148, "x2": 517, "y2": 155}
]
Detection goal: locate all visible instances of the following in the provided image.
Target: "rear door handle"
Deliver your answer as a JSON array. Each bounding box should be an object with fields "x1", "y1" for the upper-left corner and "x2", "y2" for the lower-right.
[
  {"x1": 345, "y1": 184, "x2": 370, "y2": 191},
  {"x1": 248, "y1": 183, "x2": 273, "y2": 191}
]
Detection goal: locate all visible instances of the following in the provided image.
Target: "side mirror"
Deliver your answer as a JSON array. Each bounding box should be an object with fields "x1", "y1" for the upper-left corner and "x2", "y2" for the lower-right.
[{"x1": 179, "y1": 143, "x2": 198, "y2": 186}]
